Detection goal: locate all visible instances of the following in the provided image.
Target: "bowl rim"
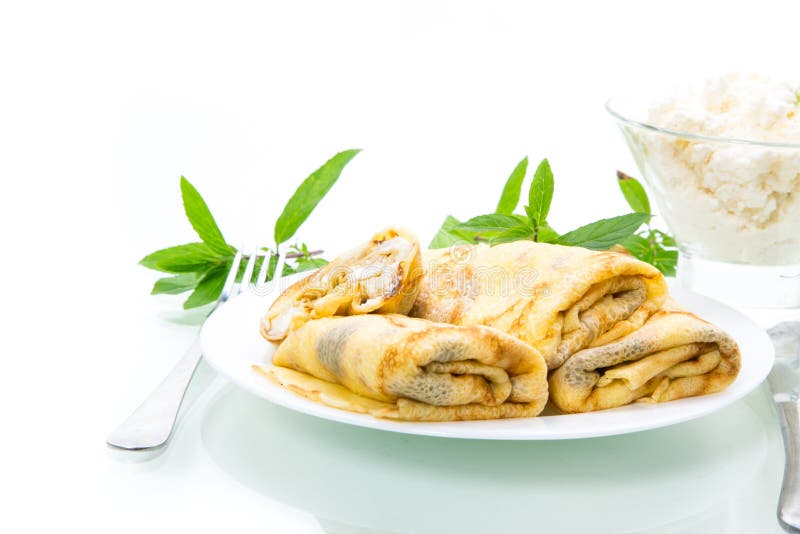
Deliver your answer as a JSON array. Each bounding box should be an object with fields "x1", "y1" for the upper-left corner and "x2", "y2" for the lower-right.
[{"x1": 605, "y1": 97, "x2": 800, "y2": 149}]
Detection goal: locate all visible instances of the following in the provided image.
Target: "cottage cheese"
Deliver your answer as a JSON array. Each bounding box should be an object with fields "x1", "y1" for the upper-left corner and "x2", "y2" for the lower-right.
[{"x1": 642, "y1": 74, "x2": 800, "y2": 265}]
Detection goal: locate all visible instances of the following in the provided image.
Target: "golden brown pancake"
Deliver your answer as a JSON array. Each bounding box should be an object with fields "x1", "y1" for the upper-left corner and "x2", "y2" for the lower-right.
[
  {"x1": 410, "y1": 241, "x2": 668, "y2": 369},
  {"x1": 257, "y1": 314, "x2": 548, "y2": 421},
  {"x1": 262, "y1": 227, "x2": 422, "y2": 341},
  {"x1": 549, "y1": 302, "x2": 741, "y2": 413}
]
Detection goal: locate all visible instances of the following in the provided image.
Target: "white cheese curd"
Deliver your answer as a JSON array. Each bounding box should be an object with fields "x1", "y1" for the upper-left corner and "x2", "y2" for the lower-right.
[{"x1": 643, "y1": 73, "x2": 800, "y2": 265}]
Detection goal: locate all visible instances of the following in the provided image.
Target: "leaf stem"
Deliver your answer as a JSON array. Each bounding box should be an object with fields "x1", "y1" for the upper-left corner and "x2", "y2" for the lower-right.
[
  {"x1": 285, "y1": 249, "x2": 324, "y2": 259},
  {"x1": 246, "y1": 248, "x2": 324, "y2": 259}
]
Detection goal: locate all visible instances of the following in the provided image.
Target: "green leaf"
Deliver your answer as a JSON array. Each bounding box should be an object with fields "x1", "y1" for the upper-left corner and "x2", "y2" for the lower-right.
[
  {"x1": 294, "y1": 256, "x2": 328, "y2": 272},
  {"x1": 652, "y1": 229, "x2": 677, "y2": 247},
  {"x1": 616, "y1": 171, "x2": 651, "y2": 216},
  {"x1": 523, "y1": 205, "x2": 535, "y2": 222},
  {"x1": 527, "y1": 158, "x2": 554, "y2": 227},
  {"x1": 429, "y1": 215, "x2": 477, "y2": 248},
  {"x1": 620, "y1": 233, "x2": 678, "y2": 276},
  {"x1": 489, "y1": 225, "x2": 535, "y2": 245},
  {"x1": 180, "y1": 177, "x2": 234, "y2": 256},
  {"x1": 652, "y1": 247, "x2": 678, "y2": 277},
  {"x1": 281, "y1": 242, "x2": 326, "y2": 273},
  {"x1": 183, "y1": 263, "x2": 229, "y2": 309},
  {"x1": 620, "y1": 234, "x2": 654, "y2": 262},
  {"x1": 557, "y1": 213, "x2": 649, "y2": 250},
  {"x1": 274, "y1": 149, "x2": 361, "y2": 245},
  {"x1": 151, "y1": 273, "x2": 201, "y2": 295},
  {"x1": 537, "y1": 222, "x2": 560, "y2": 243},
  {"x1": 495, "y1": 157, "x2": 528, "y2": 215},
  {"x1": 278, "y1": 260, "x2": 297, "y2": 277},
  {"x1": 457, "y1": 213, "x2": 525, "y2": 233},
  {"x1": 139, "y1": 243, "x2": 224, "y2": 273}
]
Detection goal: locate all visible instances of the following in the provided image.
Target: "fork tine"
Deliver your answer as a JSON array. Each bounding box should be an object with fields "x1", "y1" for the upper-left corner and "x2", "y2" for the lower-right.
[
  {"x1": 218, "y1": 249, "x2": 243, "y2": 303},
  {"x1": 238, "y1": 247, "x2": 259, "y2": 296},
  {"x1": 273, "y1": 251, "x2": 286, "y2": 290},
  {"x1": 255, "y1": 248, "x2": 271, "y2": 288}
]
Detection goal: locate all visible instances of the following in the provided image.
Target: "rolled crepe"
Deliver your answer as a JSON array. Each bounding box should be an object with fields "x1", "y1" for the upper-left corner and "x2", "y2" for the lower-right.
[
  {"x1": 262, "y1": 227, "x2": 422, "y2": 341},
  {"x1": 256, "y1": 314, "x2": 549, "y2": 421},
  {"x1": 549, "y1": 303, "x2": 741, "y2": 413},
  {"x1": 410, "y1": 241, "x2": 668, "y2": 369}
]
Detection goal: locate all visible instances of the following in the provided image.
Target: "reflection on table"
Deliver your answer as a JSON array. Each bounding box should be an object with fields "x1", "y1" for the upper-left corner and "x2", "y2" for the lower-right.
[{"x1": 202, "y1": 383, "x2": 783, "y2": 534}]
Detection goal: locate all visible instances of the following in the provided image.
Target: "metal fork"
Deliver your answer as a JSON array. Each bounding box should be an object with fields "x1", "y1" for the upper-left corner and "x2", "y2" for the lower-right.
[{"x1": 107, "y1": 247, "x2": 283, "y2": 451}]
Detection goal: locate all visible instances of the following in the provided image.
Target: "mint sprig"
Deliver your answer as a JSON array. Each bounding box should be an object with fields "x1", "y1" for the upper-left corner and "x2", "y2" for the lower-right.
[
  {"x1": 616, "y1": 171, "x2": 650, "y2": 217},
  {"x1": 430, "y1": 158, "x2": 678, "y2": 276},
  {"x1": 616, "y1": 171, "x2": 678, "y2": 276},
  {"x1": 445, "y1": 157, "x2": 645, "y2": 250},
  {"x1": 180, "y1": 177, "x2": 235, "y2": 256},
  {"x1": 150, "y1": 273, "x2": 201, "y2": 295},
  {"x1": 140, "y1": 149, "x2": 358, "y2": 309},
  {"x1": 140, "y1": 243, "x2": 222, "y2": 273},
  {"x1": 274, "y1": 149, "x2": 361, "y2": 247},
  {"x1": 495, "y1": 157, "x2": 528, "y2": 215},
  {"x1": 490, "y1": 224, "x2": 535, "y2": 245},
  {"x1": 429, "y1": 215, "x2": 475, "y2": 248},
  {"x1": 557, "y1": 213, "x2": 649, "y2": 250},
  {"x1": 526, "y1": 158, "x2": 554, "y2": 240},
  {"x1": 458, "y1": 214, "x2": 527, "y2": 233}
]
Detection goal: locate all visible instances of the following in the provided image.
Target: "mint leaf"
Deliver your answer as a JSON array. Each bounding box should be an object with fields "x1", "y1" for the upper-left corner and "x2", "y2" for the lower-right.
[
  {"x1": 621, "y1": 233, "x2": 678, "y2": 276},
  {"x1": 457, "y1": 213, "x2": 525, "y2": 233},
  {"x1": 151, "y1": 273, "x2": 201, "y2": 295},
  {"x1": 489, "y1": 225, "x2": 535, "y2": 245},
  {"x1": 537, "y1": 222, "x2": 560, "y2": 243},
  {"x1": 284, "y1": 243, "x2": 327, "y2": 272},
  {"x1": 523, "y1": 205, "x2": 535, "y2": 223},
  {"x1": 183, "y1": 263, "x2": 229, "y2": 309},
  {"x1": 652, "y1": 247, "x2": 678, "y2": 277},
  {"x1": 652, "y1": 229, "x2": 676, "y2": 247},
  {"x1": 527, "y1": 158, "x2": 554, "y2": 228},
  {"x1": 139, "y1": 243, "x2": 223, "y2": 273},
  {"x1": 557, "y1": 213, "x2": 649, "y2": 250},
  {"x1": 277, "y1": 259, "x2": 297, "y2": 277},
  {"x1": 430, "y1": 215, "x2": 476, "y2": 248},
  {"x1": 616, "y1": 171, "x2": 651, "y2": 217},
  {"x1": 294, "y1": 256, "x2": 328, "y2": 272},
  {"x1": 274, "y1": 149, "x2": 361, "y2": 245},
  {"x1": 495, "y1": 157, "x2": 528, "y2": 215},
  {"x1": 180, "y1": 177, "x2": 234, "y2": 256},
  {"x1": 620, "y1": 234, "x2": 653, "y2": 261}
]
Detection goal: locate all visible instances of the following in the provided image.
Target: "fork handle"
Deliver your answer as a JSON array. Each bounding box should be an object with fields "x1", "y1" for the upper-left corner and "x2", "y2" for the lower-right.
[
  {"x1": 776, "y1": 401, "x2": 800, "y2": 533},
  {"x1": 106, "y1": 338, "x2": 203, "y2": 451}
]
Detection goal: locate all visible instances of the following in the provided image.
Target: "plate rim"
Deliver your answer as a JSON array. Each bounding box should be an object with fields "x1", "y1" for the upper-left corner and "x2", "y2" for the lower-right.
[{"x1": 199, "y1": 276, "x2": 774, "y2": 440}]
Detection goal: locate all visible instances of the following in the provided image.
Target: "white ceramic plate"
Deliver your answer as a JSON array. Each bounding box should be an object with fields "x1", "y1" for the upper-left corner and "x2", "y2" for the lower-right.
[{"x1": 200, "y1": 274, "x2": 774, "y2": 440}]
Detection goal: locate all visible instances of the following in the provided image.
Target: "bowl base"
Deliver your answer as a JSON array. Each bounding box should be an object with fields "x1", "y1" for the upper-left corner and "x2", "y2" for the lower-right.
[{"x1": 678, "y1": 253, "x2": 800, "y2": 309}]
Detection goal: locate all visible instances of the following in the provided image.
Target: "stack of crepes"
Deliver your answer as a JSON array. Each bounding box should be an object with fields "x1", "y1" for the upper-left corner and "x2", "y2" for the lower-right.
[
  {"x1": 258, "y1": 227, "x2": 549, "y2": 421},
  {"x1": 410, "y1": 241, "x2": 741, "y2": 414},
  {"x1": 257, "y1": 229, "x2": 741, "y2": 420}
]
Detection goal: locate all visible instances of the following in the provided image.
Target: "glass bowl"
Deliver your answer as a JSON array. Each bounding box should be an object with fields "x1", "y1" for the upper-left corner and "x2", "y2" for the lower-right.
[{"x1": 607, "y1": 97, "x2": 800, "y2": 308}]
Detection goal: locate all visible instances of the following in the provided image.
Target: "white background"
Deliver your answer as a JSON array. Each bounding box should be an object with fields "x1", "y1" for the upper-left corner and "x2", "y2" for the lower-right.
[{"x1": 1, "y1": 1, "x2": 798, "y2": 532}]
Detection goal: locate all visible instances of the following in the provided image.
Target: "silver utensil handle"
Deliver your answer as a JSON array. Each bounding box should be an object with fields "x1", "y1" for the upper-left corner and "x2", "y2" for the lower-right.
[
  {"x1": 777, "y1": 401, "x2": 800, "y2": 533},
  {"x1": 106, "y1": 339, "x2": 203, "y2": 451}
]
